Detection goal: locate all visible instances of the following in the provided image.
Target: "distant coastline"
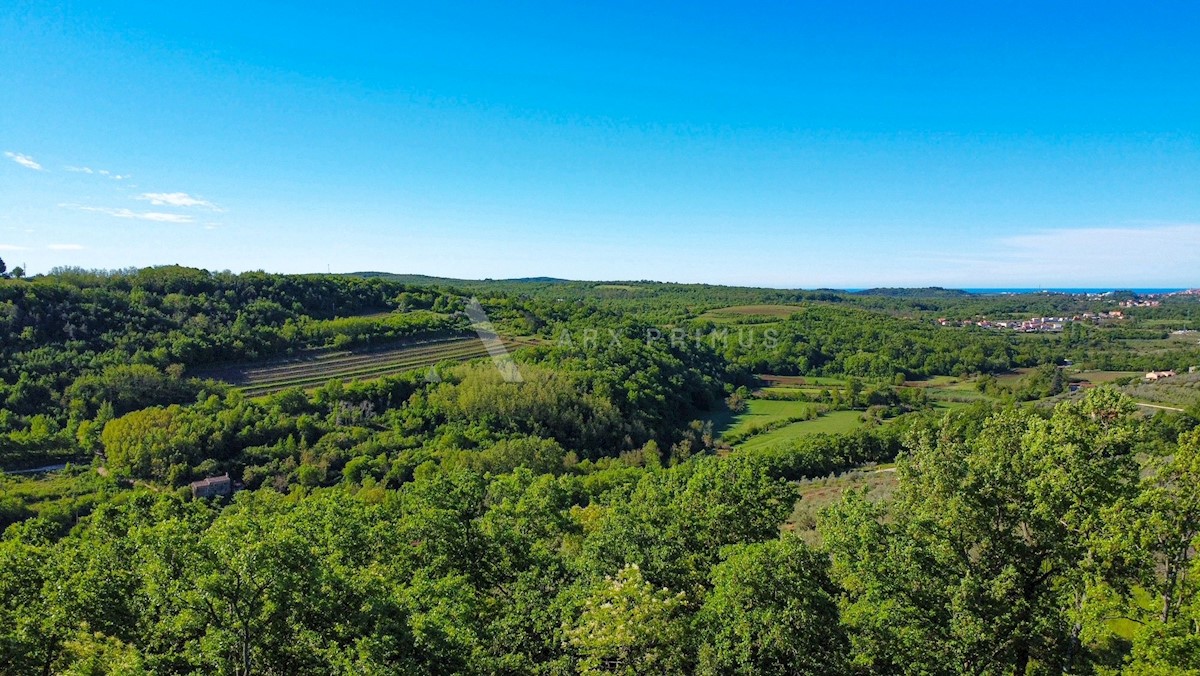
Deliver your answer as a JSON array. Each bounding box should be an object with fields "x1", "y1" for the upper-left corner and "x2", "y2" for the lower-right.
[
  {"x1": 960, "y1": 288, "x2": 1188, "y2": 295},
  {"x1": 839, "y1": 287, "x2": 1191, "y2": 295}
]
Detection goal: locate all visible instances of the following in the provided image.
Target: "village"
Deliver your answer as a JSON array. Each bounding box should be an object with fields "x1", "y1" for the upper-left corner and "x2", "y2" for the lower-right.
[{"x1": 937, "y1": 310, "x2": 1125, "y2": 332}]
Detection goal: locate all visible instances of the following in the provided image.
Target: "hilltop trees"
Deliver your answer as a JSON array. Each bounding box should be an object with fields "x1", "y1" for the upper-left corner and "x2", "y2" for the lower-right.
[
  {"x1": 566, "y1": 564, "x2": 688, "y2": 675},
  {"x1": 1107, "y1": 427, "x2": 1200, "y2": 672},
  {"x1": 697, "y1": 536, "x2": 848, "y2": 675},
  {"x1": 6, "y1": 383, "x2": 1200, "y2": 672},
  {"x1": 0, "y1": 268, "x2": 466, "y2": 430},
  {"x1": 0, "y1": 453, "x2": 829, "y2": 674},
  {"x1": 581, "y1": 455, "x2": 799, "y2": 594},
  {"x1": 821, "y1": 389, "x2": 1142, "y2": 673}
]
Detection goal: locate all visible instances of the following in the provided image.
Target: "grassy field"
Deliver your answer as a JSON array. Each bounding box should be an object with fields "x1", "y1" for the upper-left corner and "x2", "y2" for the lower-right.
[
  {"x1": 202, "y1": 336, "x2": 539, "y2": 397},
  {"x1": 993, "y1": 368, "x2": 1035, "y2": 387},
  {"x1": 908, "y1": 376, "x2": 987, "y2": 405},
  {"x1": 739, "y1": 411, "x2": 866, "y2": 450},
  {"x1": 902, "y1": 374, "x2": 965, "y2": 388},
  {"x1": 757, "y1": 386, "x2": 818, "y2": 400},
  {"x1": 715, "y1": 397, "x2": 867, "y2": 450},
  {"x1": 932, "y1": 399, "x2": 977, "y2": 412},
  {"x1": 723, "y1": 399, "x2": 817, "y2": 437},
  {"x1": 1139, "y1": 319, "x2": 1199, "y2": 329}
]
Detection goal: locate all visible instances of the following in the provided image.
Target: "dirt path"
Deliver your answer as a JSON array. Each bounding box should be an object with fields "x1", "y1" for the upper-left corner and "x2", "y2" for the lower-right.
[{"x1": 1136, "y1": 402, "x2": 1185, "y2": 412}]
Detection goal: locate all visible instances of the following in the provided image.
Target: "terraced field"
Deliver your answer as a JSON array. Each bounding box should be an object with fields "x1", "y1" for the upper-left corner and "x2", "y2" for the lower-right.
[{"x1": 202, "y1": 336, "x2": 539, "y2": 397}]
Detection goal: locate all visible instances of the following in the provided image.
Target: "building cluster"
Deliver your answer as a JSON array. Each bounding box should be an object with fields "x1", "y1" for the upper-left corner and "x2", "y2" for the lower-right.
[
  {"x1": 1144, "y1": 370, "x2": 1177, "y2": 382},
  {"x1": 1120, "y1": 299, "x2": 1161, "y2": 308},
  {"x1": 937, "y1": 311, "x2": 1124, "y2": 333}
]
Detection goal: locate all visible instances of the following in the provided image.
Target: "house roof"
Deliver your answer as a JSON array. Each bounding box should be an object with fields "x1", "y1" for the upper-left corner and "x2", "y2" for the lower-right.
[{"x1": 190, "y1": 473, "x2": 231, "y2": 488}]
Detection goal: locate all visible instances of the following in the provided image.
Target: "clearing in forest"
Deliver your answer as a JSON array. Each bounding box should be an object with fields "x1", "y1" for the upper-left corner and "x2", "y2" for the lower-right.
[{"x1": 737, "y1": 411, "x2": 867, "y2": 450}]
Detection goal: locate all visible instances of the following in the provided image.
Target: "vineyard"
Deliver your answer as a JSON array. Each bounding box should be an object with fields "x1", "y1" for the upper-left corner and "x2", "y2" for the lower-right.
[{"x1": 201, "y1": 336, "x2": 539, "y2": 397}]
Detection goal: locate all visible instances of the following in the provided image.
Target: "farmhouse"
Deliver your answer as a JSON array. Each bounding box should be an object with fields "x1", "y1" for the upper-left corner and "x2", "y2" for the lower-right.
[
  {"x1": 190, "y1": 473, "x2": 232, "y2": 499},
  {"x1": 1144, "y1": 370, "x2": 1177, "y2": 382}
]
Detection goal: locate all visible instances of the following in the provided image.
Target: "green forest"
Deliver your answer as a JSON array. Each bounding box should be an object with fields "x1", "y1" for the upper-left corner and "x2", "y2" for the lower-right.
[{"x1": 3, "y1": 265, "x2": 1200, "y2": 674}]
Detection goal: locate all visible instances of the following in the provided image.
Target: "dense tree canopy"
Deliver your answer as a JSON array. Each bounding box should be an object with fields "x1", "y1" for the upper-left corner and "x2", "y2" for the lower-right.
[{"x1": 2, "y1": 268, "x2": 1199, "y2": 673}]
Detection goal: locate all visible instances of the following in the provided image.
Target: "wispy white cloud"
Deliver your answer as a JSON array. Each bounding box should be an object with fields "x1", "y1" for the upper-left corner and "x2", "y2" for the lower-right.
[
  {"x1": 48, "y1": 244, "x2": 84, "y2": 251},
  {"x1": 66, "y1": 164, "x2": 128, "y2": 179},
  {"x1": 999, "y1": 224, "x2": 1200, "y2": 266},
  {"x1": 136, "y1": 192, "x2": 220, "y2": 210},
  {"x1": 910, "y1": 223, "x2": 1200, "y2": 286},
  {"x1": 0, "y1": 244, "x2": 31, "y2": 251},
  {"x1": 5, "y1": 151, "x2": 43, "y2": 171},
  {"x1": 60, "y1": 203, "x2": 195, "y2": 224}
]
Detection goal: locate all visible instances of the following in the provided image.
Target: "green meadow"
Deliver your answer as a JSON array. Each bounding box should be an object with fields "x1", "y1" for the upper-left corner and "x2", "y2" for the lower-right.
[{"x1": 738, "y1": 411, "x2": 867, "y2": 450}]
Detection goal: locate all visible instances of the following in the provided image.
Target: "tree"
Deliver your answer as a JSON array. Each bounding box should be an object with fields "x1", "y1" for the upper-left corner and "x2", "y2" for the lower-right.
[
  {"x1": 697, "y1": 536, "x2": 848, "y2": 675},
  {"x1": 1112, "y1": 427, "x2": 1200, "y2": 673},
  {"x1": 101, "y1": 405, "x2": 202, "y2": 480},
  {"x1": 0, "y1": 256, "x2": 6, "y2": 278},
  {"x1": 58, "y1": 632, "x2": 148, "y2": 676},
  {"x1": 0, "y1": 524, "x2": 56, "y2": 675},
  {"x1": 565, "y1": 564, "x2": 687, "y2": 675},
  {"x1": 582, "y1": 455, "x2": 799, "y2": 594},
  {"x1": 1131, "y1": 428, "x2": 1200, "y2": 622},
  {"x1": 821, "y1": 389, "x2": 1140, "y2": 673}
]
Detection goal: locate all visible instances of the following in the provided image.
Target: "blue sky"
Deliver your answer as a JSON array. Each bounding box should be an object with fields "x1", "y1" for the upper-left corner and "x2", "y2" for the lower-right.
[{"x1": 2, "y1": 1, "x2": 1198, "y2": 287}]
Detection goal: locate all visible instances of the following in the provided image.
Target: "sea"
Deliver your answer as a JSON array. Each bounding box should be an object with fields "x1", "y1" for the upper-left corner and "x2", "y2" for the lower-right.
[{"x1": 961, "y1": 288, "x2": 1188, "y2": 295}]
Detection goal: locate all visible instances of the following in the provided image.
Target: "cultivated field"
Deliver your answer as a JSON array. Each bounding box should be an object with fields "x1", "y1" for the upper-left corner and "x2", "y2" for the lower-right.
[
  {"x1": 201, "y1": 336, "x2": 539, "y2": 397},
  {"x1": 738, "y1": 411, "x2": 867, "y2": 450}
]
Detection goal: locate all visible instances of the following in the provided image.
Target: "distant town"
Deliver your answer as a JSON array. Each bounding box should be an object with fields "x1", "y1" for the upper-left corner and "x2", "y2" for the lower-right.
[
  {"x1": 938, "y1": 289, "x2": 1200, "y2": 333},
  {"x1": 939, "y1": 310, "x2": 1124, "y2": 332}
]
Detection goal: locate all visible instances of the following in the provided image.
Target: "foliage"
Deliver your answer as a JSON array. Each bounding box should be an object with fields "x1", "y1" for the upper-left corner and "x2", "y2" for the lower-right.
[
  {"x1": 821, "y1": 389, "x2": 1143, "y2": 673},
  {"x1": 696, "y1": 535, "x2": 848, "y2": 675},
  {"x1": 565, "y1": 564, "x2": 688, "y2": 675},
  {"x1": 3, "y1": 268, "x2": 1200, "y2": 672}
]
